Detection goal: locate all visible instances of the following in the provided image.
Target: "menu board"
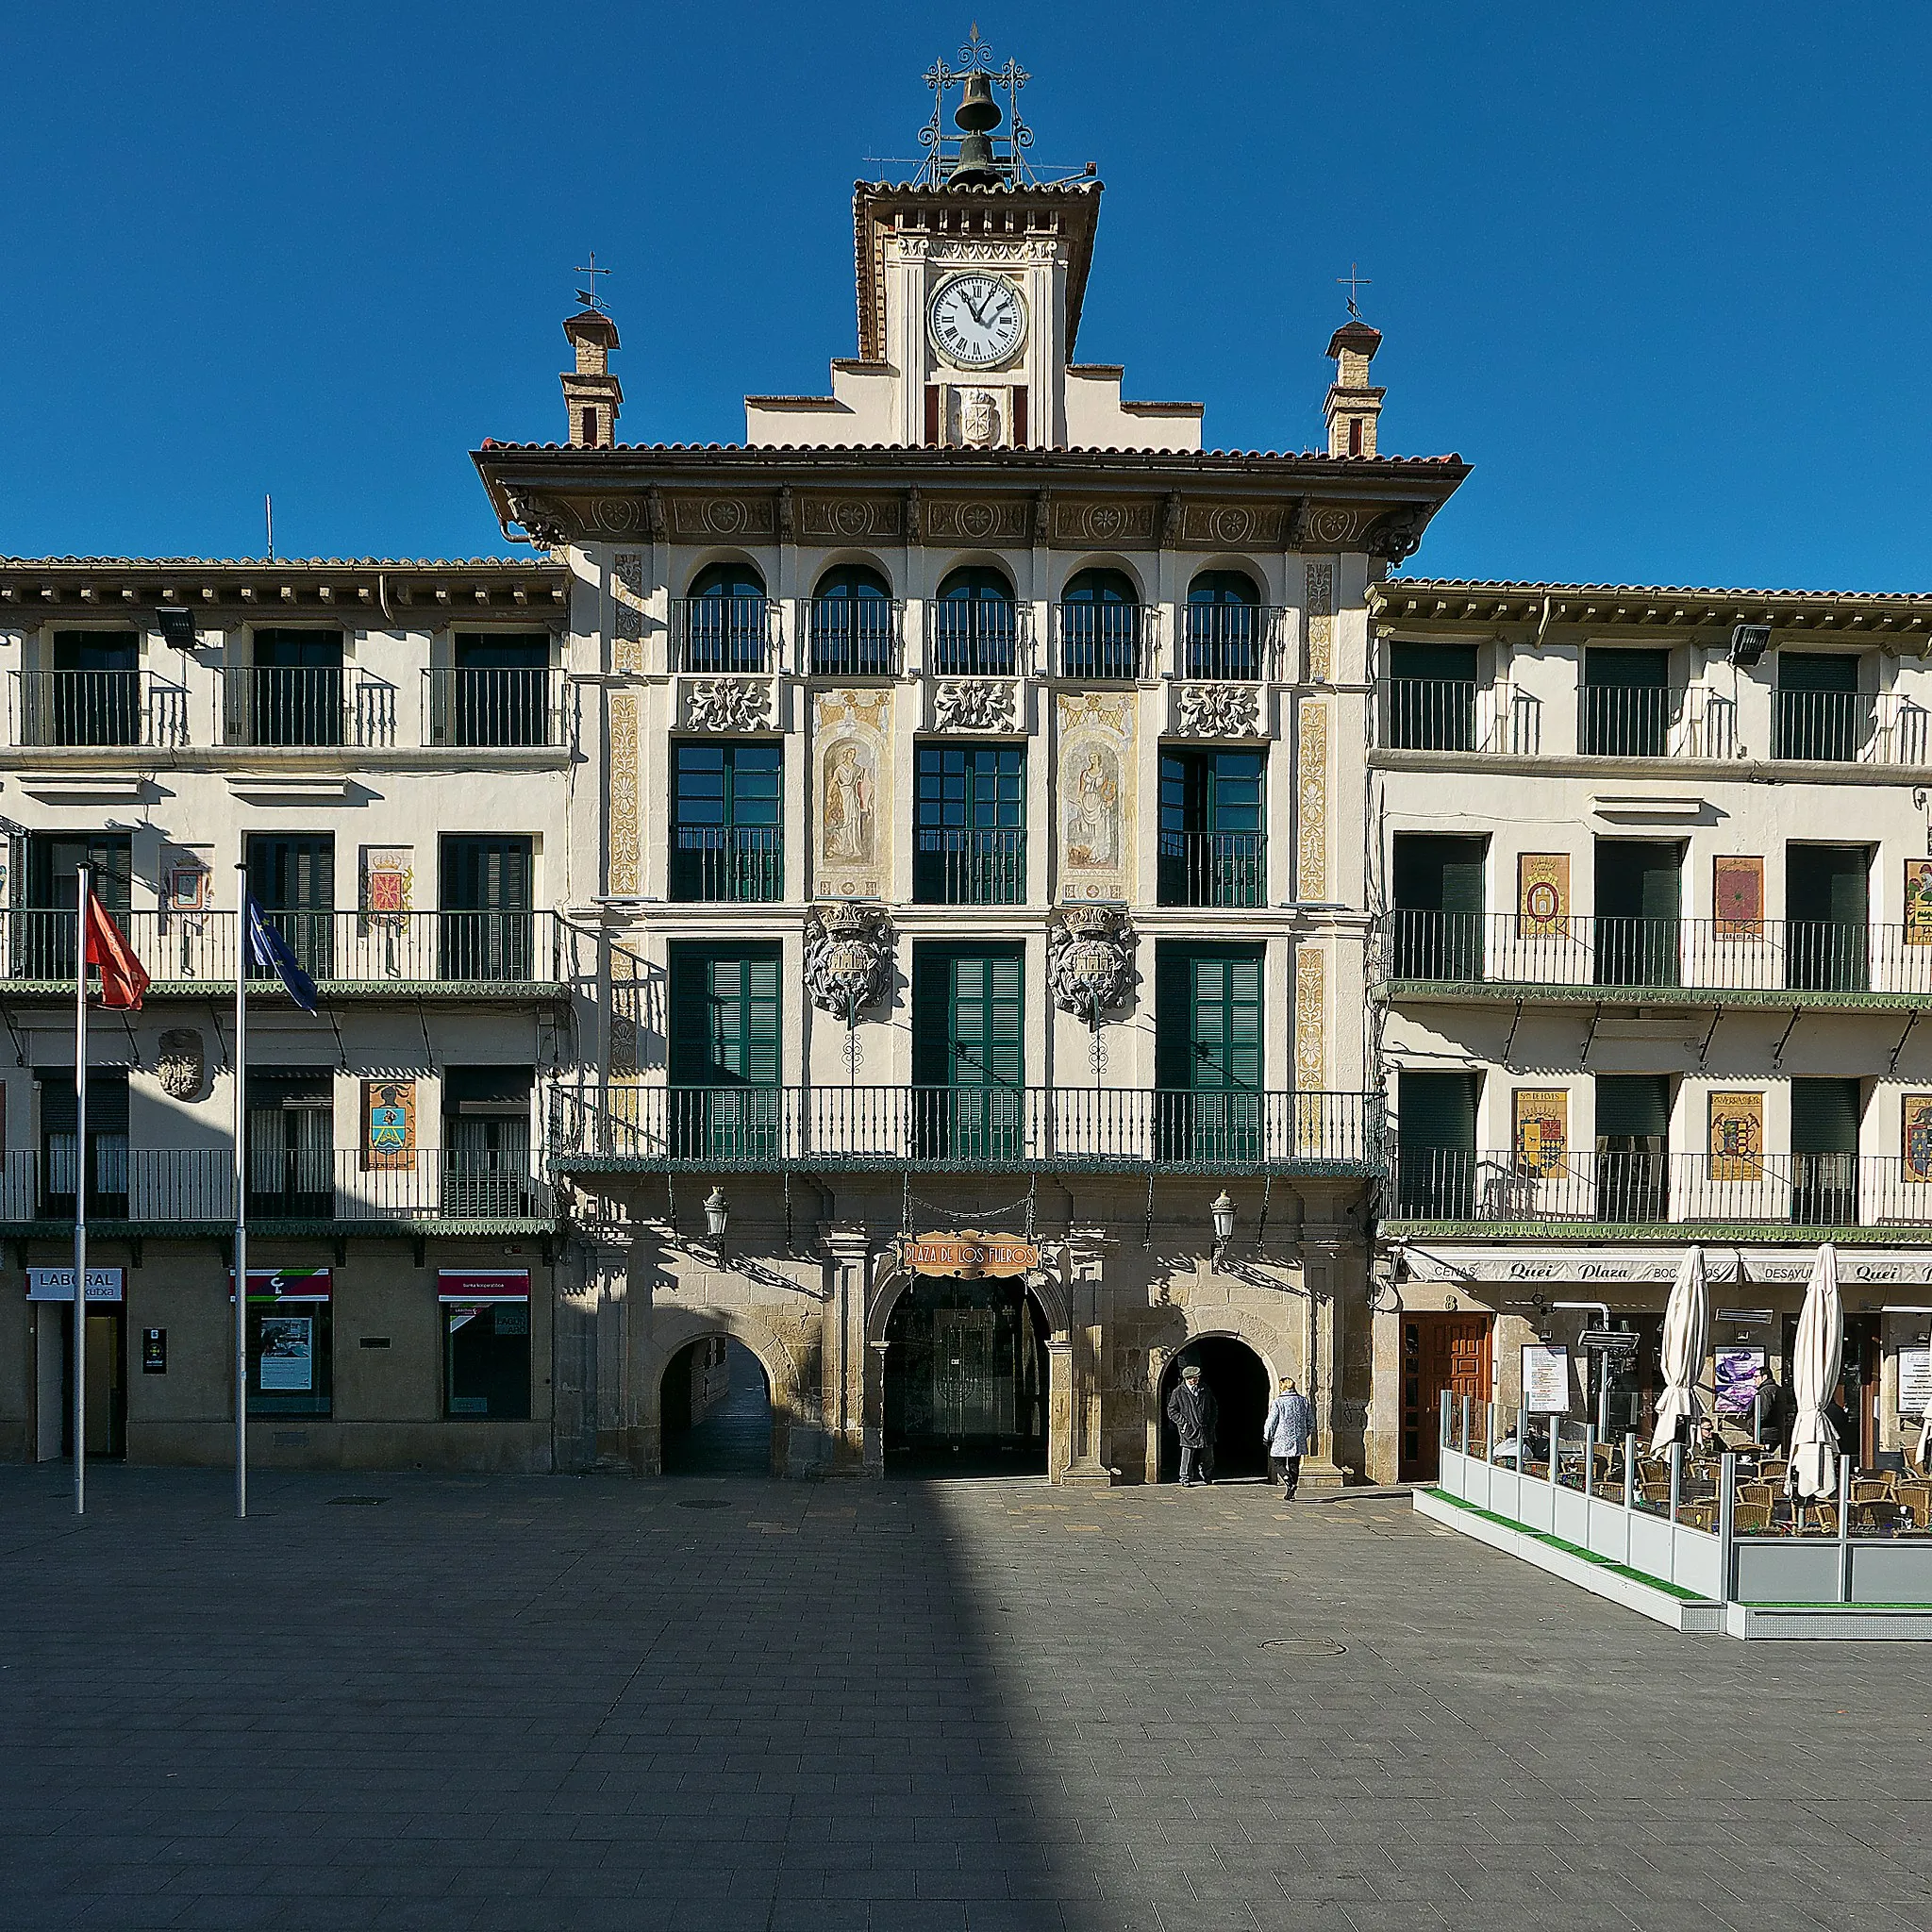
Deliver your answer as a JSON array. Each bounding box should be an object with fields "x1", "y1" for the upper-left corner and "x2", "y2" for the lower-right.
[
  {"x1": 1901, "y1": 1346, "x2": 1932, "y2": 1420},
  {"x1": 1522, "y1": 1343, "x2": 1573, "y2": 1415}
]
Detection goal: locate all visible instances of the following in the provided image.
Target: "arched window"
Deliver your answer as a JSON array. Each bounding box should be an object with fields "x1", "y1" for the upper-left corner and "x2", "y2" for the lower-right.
[
  {"x1": 682, "y1": 562, "x2": 770, "y2": 674},
  {"x1": 809, "y1": 564, "x2": 896, "y2": 677},
  {"x1": 1185, "y1": 570, "x2": 1264, "y2": 681},
  {"x1": 931, "y1": 566, "x2": 1018, "y2": 677},
  {"x1": 1058, "y1": 567, "x2": 1141, "y2": 680}
]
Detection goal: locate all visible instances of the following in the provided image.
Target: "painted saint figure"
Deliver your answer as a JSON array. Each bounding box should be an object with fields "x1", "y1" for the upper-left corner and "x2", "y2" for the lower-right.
[
  {"x1": 1064, "y1": 745, "x2": 1120, "y2": 869},
  {"x1": 823, "y1": 741, "x2": 875, "y2": 865}
]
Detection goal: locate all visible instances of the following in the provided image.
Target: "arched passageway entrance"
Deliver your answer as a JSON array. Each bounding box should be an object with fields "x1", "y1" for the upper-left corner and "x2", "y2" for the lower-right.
[
  {"x1": 884, "y1": 1277, "x2": 1049, "y2": 1476},
  {"x1": 1158, "y1": 1337, "x2": 1272, "y2": 1483},
  {"x1": 661, "y1": 1336, "x2": 773, "y2": 1475}
]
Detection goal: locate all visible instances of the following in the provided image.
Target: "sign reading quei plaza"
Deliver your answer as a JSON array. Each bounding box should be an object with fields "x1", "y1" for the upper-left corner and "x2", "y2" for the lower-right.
[{"x1": 902, "y1": 1232, "x2": 1041, "y2": 1279}]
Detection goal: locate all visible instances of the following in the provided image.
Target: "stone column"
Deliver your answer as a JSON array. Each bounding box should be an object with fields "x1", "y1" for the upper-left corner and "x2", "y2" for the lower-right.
[
  {"x1": 1298, "y1": 1217, "x2": 1352, "y2": 1490},
  {"x1": 1046, "y1": 1338, "x2": 1075, "y2": 1482},
  {"x1": 1058, "y1": 1242, "x2": 1113, "y2": 1485},
  {"x1": 863, "y1": 1340, "x2": 890, "y2": 1477},
  {"x1": 822, "y1": 1226, "x2": 873, "y2": 1474}
]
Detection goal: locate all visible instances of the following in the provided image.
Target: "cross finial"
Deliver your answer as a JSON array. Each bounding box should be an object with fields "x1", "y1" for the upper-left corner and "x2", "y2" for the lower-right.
[
  {"x1": 1337, "y1": 261, "x2": 1372, "y2": 320},
  {"x1": 575, "y1": 251, "x2": 611, "y2": 313}
]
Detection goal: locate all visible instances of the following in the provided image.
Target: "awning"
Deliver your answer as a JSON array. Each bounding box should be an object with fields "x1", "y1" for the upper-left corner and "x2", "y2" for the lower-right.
[
  {"x1": 437, "y1": 1268, "x2": 529, "y2": 1305},
  {"x1": 26, "y1": 1267, "x2": 124, "y2": 1303},
  {"x1": 1396, "y1": 1243, "x2": 1932, "y2": 1291},
  {"x1": 229, "y1": 1268, "x2": 332, "y2": 1303}
]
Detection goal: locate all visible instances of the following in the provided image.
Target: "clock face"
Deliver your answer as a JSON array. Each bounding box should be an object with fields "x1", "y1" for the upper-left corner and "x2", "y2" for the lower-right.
[{"x1": 928, "y1": 274, "x2": 1026, "y2": 369}]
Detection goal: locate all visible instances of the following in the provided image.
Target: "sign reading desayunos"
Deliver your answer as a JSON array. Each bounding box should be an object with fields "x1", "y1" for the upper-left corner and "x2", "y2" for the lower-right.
[{"x1": 903, "y1": 1231, "x2": 1040, "y2": 1278}]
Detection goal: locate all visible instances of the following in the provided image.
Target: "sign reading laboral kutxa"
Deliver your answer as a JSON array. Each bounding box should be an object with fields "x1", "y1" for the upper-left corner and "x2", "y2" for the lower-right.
[{"x1": 904, "y1": 1231, "x2": 1040, "y2": 1278}]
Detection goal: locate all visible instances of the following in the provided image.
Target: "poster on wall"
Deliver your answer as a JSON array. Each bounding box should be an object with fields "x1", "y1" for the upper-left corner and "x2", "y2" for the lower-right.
[
  {"x1": 1714, "y1": 857, "x2": 1765, "y2": 937},
  {"x1": 1517, "y1": 854, "x2": 1570, "y2": 937},
  {"x1": 1906, "y1": 1095, "x2": 1932, "y2": 1183},
  {"x1": 1714, "y1": 1346, "x2": 1767, "y2": 1415},
  {"x1": 1522, "y1": 1343, "x2": 1572, "y2": 1415},
  {"x1": 1512, "y1": 1090, "x2": 1568, "y2": 1176},
  {"x1": 361, "y1": 1080, "x2": 415, "y2": 1172},
  {"x1": 1907, "y1": 861, "x2": 1932, "y2": 947},
  {"x1": 257, "y1": 1314, "x2": 314, "y2": 1392},
  {"x1": 1708, "y1": 1091, "x2": 1765, "y2": 1182},
  {"x1": 1901, "y1": 1346, "x2": 1932, "y2": 1418}
]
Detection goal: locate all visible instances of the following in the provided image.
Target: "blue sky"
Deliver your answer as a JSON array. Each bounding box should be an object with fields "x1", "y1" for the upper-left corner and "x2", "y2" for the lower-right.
[{"x1": 4, "y1": 2, "x2": 1926, "y2": 589}]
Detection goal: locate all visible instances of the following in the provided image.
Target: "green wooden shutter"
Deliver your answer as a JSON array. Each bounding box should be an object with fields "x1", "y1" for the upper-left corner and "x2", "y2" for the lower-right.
[
  {"x1": 1786, "y1": 845, "x2": 1868, "y2": 925},
  {"x1": 911, "y1": 946, "x2": 953, "y2": 1090},
  {"x1": 1778, "y1": 654, "x2": 1858, "y2": 695},
  {"x1": 1585, "y1": 649, "x2": 1669, "y2": 690},
  {"x1": 1391, "y1": 835, "x2": 1486, "y2": 913},
  {"x1": 1595, "y1": 841, "x2": 1681, "y2": 921},
  {"x1": 1595, "y1": 1075, "x2": 1670, "y2": 1141},
  {"x1": 1790, "y1": 1078, "x2": 1859, "y2": 1156},
  {"x1": 1398, "y1": 1071, "x2": 1477, "y2": 1150},
  {"x1": 668, "y1": 945, "x2": 779, "y2": 1087},
  {"x1": 1391, "y1": 643, "x2": 1477, "y2": 683},
  {"x1": 1185, "y1": 949, "x2": 1263, "y2": 1093}
]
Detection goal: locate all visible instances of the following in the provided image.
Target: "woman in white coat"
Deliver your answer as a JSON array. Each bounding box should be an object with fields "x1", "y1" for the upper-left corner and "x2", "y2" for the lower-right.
[{"x1": 1263, "y1": 1377, "x2": 1316, "y2": 1498}]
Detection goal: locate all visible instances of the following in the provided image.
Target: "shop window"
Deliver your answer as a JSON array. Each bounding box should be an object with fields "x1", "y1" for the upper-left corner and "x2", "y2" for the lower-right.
[
  {"x1": 444, "y1": 1302, "x2": 529, "y2": 1419},
  {"x1": 246, "y1": 1278, "x2": 332, "y2": 1417}
]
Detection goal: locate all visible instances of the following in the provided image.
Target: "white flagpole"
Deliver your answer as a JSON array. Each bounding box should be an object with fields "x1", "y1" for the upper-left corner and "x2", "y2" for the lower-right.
[
  {"x1": 234, "y1": 866, "x2": 248, "y2": 1519},
  {"x1": 73, "y1": 864, "x2": 89, "y2": 1517}
]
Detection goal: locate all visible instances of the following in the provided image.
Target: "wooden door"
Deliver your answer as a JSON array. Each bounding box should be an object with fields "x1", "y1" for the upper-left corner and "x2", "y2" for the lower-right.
[{"x1": 1400, "y1": 1313, "x2": 1492, "y2": 1482}]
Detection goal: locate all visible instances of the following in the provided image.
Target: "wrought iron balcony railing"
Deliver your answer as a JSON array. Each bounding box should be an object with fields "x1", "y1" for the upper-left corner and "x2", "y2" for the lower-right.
[
  {"x1": 0, "y1": 909, "x2": 561, "y2": 989},
  {"x1": 806, "y1": 598, "x2": 903, "y2": 677},
  {"x1": 0, "y1": 1147, "x2": 554, "y2": 1226},
  {"x1": 1054, "y1": 602, "x2": 1148, "y2": 681},
  {"x1": 1577, "y1": 684, "x2": 1734, "y2": 759},
  {"x1": 1175, "y1": 605, "x2": 1288, "y2": 683},
  {"x1": 1771, "y1": 689, "x2": 1932, "y2": 764},
  {"x1": 12, "y1": 669, "x2": 191, "y2": 748},
  {"x1": 925, "y1": 600, "x2": 1032, "y2": 678},
  {"x1": 1158, "y1": 830, "x2": 1267, "y2": 908},
  {"x1": 218, "y1": 665, "x2": 396, "y2": 748},
  {"x1": 669, "y1": 826, "x2": 784, "y2": 903},
  {"x1": 1382, "y1": 909, "x2": 1928, "y2": 1000},
  {"x1": 548, "y1": 1085, "x2": 1384, "y2": 1174},
  {"x1": 422, "y1": 667, "x2": 562, "y2": 747},
  {"x1": 674, "y1": 596, "x2": 781, "y2": 675},
  {"x1": 1387, "y1": 1146, "x2": 1923, "y2": 1230},
  {"x1": 912, "y1": 826, "x2": 1025, "y2": 905},
  {"x1": 1376, "y1": 678, "x2": 1541, "y2": 756}
]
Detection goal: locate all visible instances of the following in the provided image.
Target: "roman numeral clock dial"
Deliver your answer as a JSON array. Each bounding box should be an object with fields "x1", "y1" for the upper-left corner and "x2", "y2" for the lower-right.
[{"x1": 927, "y1": 274, "x2": 1026, "y2": 369}]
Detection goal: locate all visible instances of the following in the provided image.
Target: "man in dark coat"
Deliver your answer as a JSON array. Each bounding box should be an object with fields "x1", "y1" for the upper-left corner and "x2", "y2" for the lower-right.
[{"x1": 1168, "y1": 1363, "x2": 1218, "y2": 1487}]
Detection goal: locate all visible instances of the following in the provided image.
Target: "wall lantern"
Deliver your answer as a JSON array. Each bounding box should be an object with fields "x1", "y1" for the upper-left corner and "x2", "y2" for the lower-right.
[
  {"x1": 1209, "y1": 1189, "x2": 1235, "y2": 1266},
  {"x1": 703, "y1": 1186, "x2": 730, "y2": 1247}
]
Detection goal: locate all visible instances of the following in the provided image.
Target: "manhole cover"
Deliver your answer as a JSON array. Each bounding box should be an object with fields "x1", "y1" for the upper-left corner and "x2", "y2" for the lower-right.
[
  {"x1": 676, "y1": 1498, "x2": 731, "y2": 1510},
  {"x1": 327, "y1": 1496, "x2": 387, "y2": 1507},
  {"x1": 1257, "y1": 1639, "x2": 1347, "y2": 1656}
]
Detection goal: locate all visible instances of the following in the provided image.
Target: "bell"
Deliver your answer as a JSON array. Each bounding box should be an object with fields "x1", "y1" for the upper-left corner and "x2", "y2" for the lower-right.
[{"x1": 947, "y1": 71, "x2": 1004, "y2": 188}]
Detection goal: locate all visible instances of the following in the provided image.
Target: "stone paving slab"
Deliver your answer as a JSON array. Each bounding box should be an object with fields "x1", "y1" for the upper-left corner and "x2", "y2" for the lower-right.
[{"x1": 4, "y1": 1465, "x2": 1932, "y2": 1930}]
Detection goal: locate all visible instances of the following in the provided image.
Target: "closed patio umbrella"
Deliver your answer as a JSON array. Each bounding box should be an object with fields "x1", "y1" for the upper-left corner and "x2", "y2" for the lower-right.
[
  {"x1": 1788, "y1": 1243, "x2": 1844, "y2": 1502},
  {"x1": 1649, "y1": 1246, "x2": 1708, "y2": 1457}
]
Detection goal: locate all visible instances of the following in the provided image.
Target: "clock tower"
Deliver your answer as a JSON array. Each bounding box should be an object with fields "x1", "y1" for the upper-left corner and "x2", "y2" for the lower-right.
[{"x1": 745, "y1": 46, "x2": 1203, "y2": 453}]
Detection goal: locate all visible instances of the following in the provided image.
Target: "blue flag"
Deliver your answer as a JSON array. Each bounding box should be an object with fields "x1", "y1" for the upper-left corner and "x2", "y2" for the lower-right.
[{"x1": 245, "y1": 896, "x2": 320, "y2": 1012}]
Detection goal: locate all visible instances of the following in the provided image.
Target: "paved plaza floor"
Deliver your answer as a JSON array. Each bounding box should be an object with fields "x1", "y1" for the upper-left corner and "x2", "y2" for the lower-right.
[{"x1": 5, "y1": 1463, "x2": 1930, "y2": 1932}]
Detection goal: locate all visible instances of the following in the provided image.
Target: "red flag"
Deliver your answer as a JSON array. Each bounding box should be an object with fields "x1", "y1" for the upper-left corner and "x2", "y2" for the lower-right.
[{"x1": 83, "y1": 897, "x2": 149, "y2": 1009}]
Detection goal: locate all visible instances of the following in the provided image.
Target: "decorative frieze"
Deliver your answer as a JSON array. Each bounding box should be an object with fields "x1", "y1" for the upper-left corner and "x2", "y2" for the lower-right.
[
  {"x1": 1294, "y1": 948, "x2": 1325, "y2": 1093},
  {"x1": 1176, "y1": 501, "x2": 1289, "y2": 548},
  {"x1": 613, "y1": 551, "x2": 645, "y2": 668},
  {"x1": 933, "y1": 679, "x2": 1019, "y2": 733},
  {"x1": 608, "y1": 693, "x2": 641, "y2": 896},
  {"x1": 922, "y1": 497, "x2": 1029, "y2": 543},
  {"x1": 1175, "y1": 683, "x2": 1263, "y2": 740},
  {"x1": 1297, "y1": 696, "x2": 1329, "y2": 901},
  {"x1": 685, "y1": 678, "x2": 774, "y2": 732},
  {"x1": 593, "y1": 497, "x2": 644, "y2": 535},
  {"x1": 1298, "y1": 503, "x2": 1379, "y2": 551},
  {"x1": 1305, "y1": 562, "x2": 1334, "y2": 684},
  {"x1": 798, "y1": 495, "x2": 905, "y2": 542},
  {"x1": 1051, "y1": 498, "x2": 1158, "y2": 547},
  {"x1": 667, "y1": 495, "x2": 777, "y2": 541}
]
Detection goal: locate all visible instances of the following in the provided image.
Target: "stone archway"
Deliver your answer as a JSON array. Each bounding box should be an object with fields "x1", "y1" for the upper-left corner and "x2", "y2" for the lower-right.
[
  {"x1": 660, "y1": 1336, "x2": 774, "y2": 1476},
  {"x1": 1157, "y1": 1334, "x2": 1276, "y2": 1484},
  {"x1": 638, "y1": 1307, "x2": 801, "y2": 1477}
]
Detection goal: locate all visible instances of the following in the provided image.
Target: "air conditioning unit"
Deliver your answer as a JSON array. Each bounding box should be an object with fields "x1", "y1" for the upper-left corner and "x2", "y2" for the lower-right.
[{"x1": 1729, "y1": 623, "x2": 1772, "y2": 666}]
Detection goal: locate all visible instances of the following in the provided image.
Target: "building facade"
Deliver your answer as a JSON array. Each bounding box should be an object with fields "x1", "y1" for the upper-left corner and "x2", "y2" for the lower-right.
[
  {"x1": 475, "y1": 78, "x2": 1463, "y2": 1485},
  {"x1": 1371, "y1": 580, "x2": 1932, "y2": 1484},
  {"x1": 0, "y1": 556, "x2": 578, "y2": 1471}
]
